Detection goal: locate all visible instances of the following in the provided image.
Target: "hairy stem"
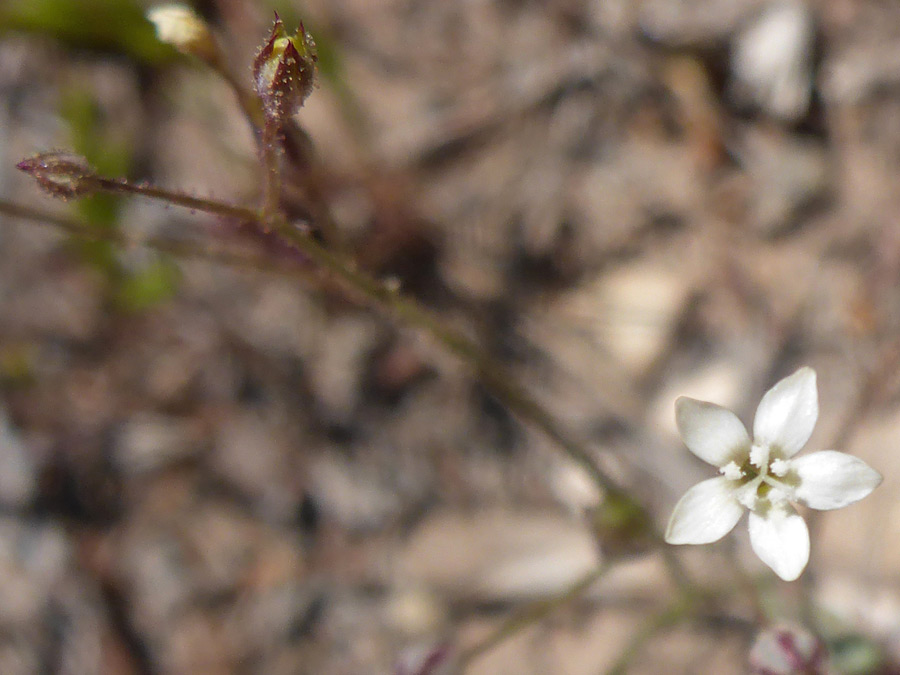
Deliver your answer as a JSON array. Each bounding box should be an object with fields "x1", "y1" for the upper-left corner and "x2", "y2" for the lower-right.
[
  {"x1": 91, "y1": 177, "x2": 258, "y2": 221},
  {"x1": 260, "y1": 120, "x2": 283, "y2": 225}
]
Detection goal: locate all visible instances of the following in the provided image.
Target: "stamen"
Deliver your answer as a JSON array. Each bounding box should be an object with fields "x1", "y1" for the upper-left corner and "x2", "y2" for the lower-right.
[
  {"x1": 749, "y1": 443, "x2": 769, "y2": 469},
  {"x1": 720, "y1": 461, "x2": 744, "y2": 481},
  {"x1": 770, "y1": 459, "x2": 790, "y2": 477}
]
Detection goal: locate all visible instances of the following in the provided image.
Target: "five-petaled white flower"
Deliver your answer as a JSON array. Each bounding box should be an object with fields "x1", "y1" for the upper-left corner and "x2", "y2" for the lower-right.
[{"x1": 665, "y1": 367, "x2": 882, "y2": 581}]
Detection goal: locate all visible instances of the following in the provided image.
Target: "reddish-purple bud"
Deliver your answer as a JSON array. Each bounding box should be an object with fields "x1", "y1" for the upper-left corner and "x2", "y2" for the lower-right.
[
  {"x1": 750, "y1": 624, "x2": 831, "y2": 675},
  {"x1": 395, "y1": 643, "x2": 454, "y2": 675},
  {"x1": 16, "y1": 152, "x2": 99, "y2": 200},
  {"x1": 252, "y1": 14, "x2": 317, "y2": 123}
]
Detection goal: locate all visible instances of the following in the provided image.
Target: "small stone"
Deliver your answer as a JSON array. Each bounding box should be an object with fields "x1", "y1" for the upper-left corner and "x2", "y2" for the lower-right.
[
  {"x1": 235, "y1": 582, "x2": 319, "y2": 652},
  {"x1": 309, "y1": 451, "x2": 401, "y2": 532},
  {"x1": 821, "y1": 45, "x2": 900, "y2": 105},
  {"x1": 306, "y1": 315, "x2": 380, "y2": 426},
  {"x1": 583, "y1": 263, "x2": 689, "y2": 374},
  {"x1": 396, "y1": 509, "x2": 601, "y2": 603},
  {"x1": 738, "y1": 128, "x2": 829, "y2": 234},
  {"x1": 225, "y1": 281, "x2": 322, "y2": 359},
  {"x1": 640, "y1": 0, "x2": 756, "y2": 48},
  {"x1": 212, "y1": 413, "x2": 295, "y2": 519},
  {"x1": 119, "y1": 535, "x2": 191, "y2": 629},
  {"x1": 0, "y1": 409, "x2": 37, "y2": 508},
  {"x1": 0, "y1": 519, "x2": 71, "y2": 625},
  {"x1": 384, "y1": 586, "x2": 446, "y2": 637},
  {"x1": 115, "y1": 414, "x2": 201, "y2": 474},
  {"x1": 730, "y1": 1, "x2": 815, "y2": 121}
]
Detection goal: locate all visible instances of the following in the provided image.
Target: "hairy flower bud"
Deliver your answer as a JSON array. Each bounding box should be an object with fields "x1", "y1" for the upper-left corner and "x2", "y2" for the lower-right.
[
  {"x1": 147, "y1": 4, "x2": 219, "y2": 65},
  {"x1": 16, "y1": 152, "x2": 99, "y2": 200},
  {"x1": 252, "y1": 13, "x2": 317, "y2": 123}
]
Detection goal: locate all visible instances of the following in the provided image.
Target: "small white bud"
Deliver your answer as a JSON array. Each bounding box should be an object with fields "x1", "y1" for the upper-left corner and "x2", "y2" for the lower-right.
[{"x1": 148, "y1": 4, "x2": 218, "y2": 64}]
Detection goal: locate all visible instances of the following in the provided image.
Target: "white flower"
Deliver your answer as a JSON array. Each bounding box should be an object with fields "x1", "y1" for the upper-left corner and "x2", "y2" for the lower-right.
[{"x1": 665, "y1": 367, "x2": 882, "y2": 581}]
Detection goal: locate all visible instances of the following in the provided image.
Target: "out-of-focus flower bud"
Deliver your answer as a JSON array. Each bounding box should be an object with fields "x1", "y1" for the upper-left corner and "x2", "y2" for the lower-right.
[
  {"x1": 16, "y1": 152, "x2": 99, "y2": 200},
  {"x1": 147, "y1": 4, "x2": 219, "y2": 65},
  {"x1": 252, "y1": 13, "x2": 317, "y2": 123},
  {"x1": 394, "y1": 643, "x2": 455, "y2": 675},
  {"x1": 749, "y1": 624, "x2": 832, "y2": 675}
]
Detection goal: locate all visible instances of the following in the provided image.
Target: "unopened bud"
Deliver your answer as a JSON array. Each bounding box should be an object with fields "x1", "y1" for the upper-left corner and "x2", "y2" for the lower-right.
[
  {"x1": 147, "y1": 4, "x2": 219, "y2": 65},
  {"x1": 750, "y1": 624, "x2": 831, "y2": 675},
  {"x1": 395, "y1": 643, "x2": 455, "y2": 675},
  {"x1": 16, "y1": 152, "x2": 99, "y2": 200},
  {"x1": 252, "y1": 13, "x2": 317, "y2": 123}
]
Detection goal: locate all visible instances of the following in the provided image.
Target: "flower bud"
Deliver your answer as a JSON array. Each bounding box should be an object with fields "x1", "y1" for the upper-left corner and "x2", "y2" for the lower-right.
[
  {"x1": 16, "y1": 152, "x2": 99, "y2": 200},
  {"x1": 252, "y1": 13, "x2": 317, "y2": 123},
  {"x1": 395, "y1": 643, "x2": 455, "y2": 675},
  {"x1": 749, "y1": 624, "x2": 831, "y2": 674},
  {"x1": 147, "y1": 4, "x2": 219, "y2": 65}
]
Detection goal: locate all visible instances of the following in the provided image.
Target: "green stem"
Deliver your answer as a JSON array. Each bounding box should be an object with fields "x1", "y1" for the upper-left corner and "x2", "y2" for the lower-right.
[
  {"x1": 604, "y1": 600, "x2": 692, "y2": 675},
  {"x1": 260, "y1": 120, "x2": 283, "y2": 225},
  {"x1": 458, "y1": 563, "x2": 609, "y2": 671}
]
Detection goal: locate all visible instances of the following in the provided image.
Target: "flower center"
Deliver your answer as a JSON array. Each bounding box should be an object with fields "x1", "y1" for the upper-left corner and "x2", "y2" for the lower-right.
[{"x1": 720, "y1": 442, "x2": 794, "y2": 510}]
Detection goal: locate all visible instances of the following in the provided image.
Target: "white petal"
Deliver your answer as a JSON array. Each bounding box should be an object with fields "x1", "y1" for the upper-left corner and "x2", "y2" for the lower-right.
[
  {"x1": 753, "y1": 367, "x2": 818, "y2": 458},
  {"x1": 792, "y1": 451, "x2": 883, "y2": 510},
  {"x1": 666, "y1": 477, "x2": 744, "y2": 545},
  {"x1": 748, "y1": 506, "x2": 809, "y2": 581},
  {"x1": 675, "y1": 397, "x2": 751, "y2": 467}
]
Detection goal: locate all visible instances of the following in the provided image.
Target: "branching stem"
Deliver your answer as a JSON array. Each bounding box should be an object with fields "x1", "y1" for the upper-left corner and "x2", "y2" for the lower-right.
[{"x1": 2, "y1": 168, "x2": 695, "y2": 594}]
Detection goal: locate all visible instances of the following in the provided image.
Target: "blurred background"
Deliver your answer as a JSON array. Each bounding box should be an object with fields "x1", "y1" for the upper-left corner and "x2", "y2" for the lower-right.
[{"x1": 1, "y1": 0, "x2": 900, "y2": 672}]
